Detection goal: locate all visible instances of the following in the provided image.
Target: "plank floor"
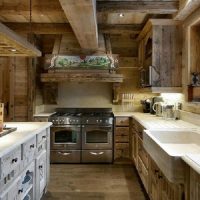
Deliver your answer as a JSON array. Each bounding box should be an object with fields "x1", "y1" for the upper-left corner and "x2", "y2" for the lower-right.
[{"x1": 42, "y1": 164, "x2": 148, "y2": 200}]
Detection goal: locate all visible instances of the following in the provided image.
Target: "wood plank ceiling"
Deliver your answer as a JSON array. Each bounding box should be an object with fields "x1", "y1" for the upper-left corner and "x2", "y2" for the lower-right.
[{"x1": 0, "y1": 0, "x2": 179, "y2": 56}]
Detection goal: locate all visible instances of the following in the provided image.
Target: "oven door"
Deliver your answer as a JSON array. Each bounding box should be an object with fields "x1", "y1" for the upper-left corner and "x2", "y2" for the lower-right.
[
  {"x1": 82, "y1": 125, "x2": 113, "y2": 150},
  {"x1": 51, "y1": 125, "x2": 81, "y2": 150}
]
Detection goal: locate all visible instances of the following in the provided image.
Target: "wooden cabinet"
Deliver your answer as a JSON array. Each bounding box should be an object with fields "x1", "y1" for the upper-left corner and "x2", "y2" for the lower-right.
[
  {"x1": 114, "y1": 117, "x2": 130, "y2": 163},
  {"x1": 138, "y1": 19, "x2": 182, "y2": 92},
  {"x1": 190, "y1": 168, "x2": 200, "y2": 200},
  {"x1": 131, "y1": 117, "x2": 184, "y2": 200}
]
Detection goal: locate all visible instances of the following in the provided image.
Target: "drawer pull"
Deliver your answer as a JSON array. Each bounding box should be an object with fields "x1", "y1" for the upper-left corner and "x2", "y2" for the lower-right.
[
  {"x1": 158, "y1": 175, "x2": 163, "y2": 179},
  {"x1": 154, "y1": 170, "x2": 159, "y2": 174},
  {"x1": 90, "y1": 152, "x2": 104, "y2": 156},
  {"x1": 18, "y1": 189, "x2": 23, "y2": 194},
  {"x1": 39, "y1": 165, "x2": 43, "y2": 169},
  {"x1": 12, "y1": 158, "x2": 18, "y2": 163},
  {"x1": 30, "y1": 144, "x2": 35, "y2": 149},
  {"x1": 58, "y1": 152, "x2": 71, "y2": 156},
  {"x1": 42, "y1": 136, "x2": 46, "y2": 139}
]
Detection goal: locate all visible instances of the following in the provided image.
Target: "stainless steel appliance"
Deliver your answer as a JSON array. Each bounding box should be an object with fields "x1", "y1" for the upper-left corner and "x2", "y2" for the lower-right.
[
  {"x1": 49, "y1": 108, "x2": 113, "y2": 163},
  {"x1": 81, "y1": 112, "x2": 113, "y2": 163},
  {"x1": 49, "y1": 111, "x2": 82, "y2": 163}
]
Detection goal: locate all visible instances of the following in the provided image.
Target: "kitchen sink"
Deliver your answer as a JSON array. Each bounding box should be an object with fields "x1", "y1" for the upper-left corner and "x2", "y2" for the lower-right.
[{"x1": 143, "y1": 129, "x2": 200, "y2": 183}]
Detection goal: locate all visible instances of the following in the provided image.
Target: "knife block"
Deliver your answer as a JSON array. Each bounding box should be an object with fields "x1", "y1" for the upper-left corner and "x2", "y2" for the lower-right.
[{"x1": 0, "y1": 103, "x2": 4, "y2": 132}]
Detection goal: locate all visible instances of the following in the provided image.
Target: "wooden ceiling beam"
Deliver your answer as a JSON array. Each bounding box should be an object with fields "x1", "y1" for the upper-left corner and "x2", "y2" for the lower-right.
[
  {"x1": 99, "y1": 24, "x2": 142, "y2": 34},
  {"x1": 4, "y1": 23, "x2": 73, "y2": 34},
  {"x1": 97, "y1": 1, "x2": 179, "y2": 14},
  {"x1": 59, "y1": 0, "x2": 98, "y2": 50},
  {"x1": 174, "y1": 0, "x2": 200, "y2": 20}
]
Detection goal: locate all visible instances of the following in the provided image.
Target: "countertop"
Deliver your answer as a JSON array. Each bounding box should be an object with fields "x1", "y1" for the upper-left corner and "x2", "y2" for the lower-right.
[
  {"x1": 0, "y1": 122, "x2": 52, "y2": 157},
  {"x1": 33, "y1": 112, "x2": 56, "y2": 117}
]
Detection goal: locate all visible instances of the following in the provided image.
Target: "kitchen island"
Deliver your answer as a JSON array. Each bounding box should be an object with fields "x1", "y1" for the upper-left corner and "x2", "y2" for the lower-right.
[{"x1": 0, "y1": 122, "x2": 52, "y2": 200}]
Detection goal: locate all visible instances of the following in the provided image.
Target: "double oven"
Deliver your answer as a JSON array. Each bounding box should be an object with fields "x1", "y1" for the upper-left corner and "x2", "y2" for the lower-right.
[
  {"x1": 50, "y1": 108, "x2": 113, "y2": 163},
  {"x1": 50, "y1": 125, "x2": 81, "y2": 163}
]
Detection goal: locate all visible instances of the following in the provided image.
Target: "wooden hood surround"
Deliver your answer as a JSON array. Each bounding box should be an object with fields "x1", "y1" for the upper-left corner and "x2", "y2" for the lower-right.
[{"x1": 0, "y1": 22, "x2": 41, "y2": 57}]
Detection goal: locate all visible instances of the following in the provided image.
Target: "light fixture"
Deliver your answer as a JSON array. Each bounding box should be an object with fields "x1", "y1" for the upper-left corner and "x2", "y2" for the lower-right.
[
  {"x1": 10, "y1": 49, "x2": 17, "y2": 52},
  {"x1": 119, "y1": 13, "x2": 124, "y2": 18}
]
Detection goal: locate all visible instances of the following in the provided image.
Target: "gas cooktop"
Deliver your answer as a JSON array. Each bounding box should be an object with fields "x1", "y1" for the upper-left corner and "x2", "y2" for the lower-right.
[{"x1": 49, "y1": 108, "x2": 113, "y2": 125}]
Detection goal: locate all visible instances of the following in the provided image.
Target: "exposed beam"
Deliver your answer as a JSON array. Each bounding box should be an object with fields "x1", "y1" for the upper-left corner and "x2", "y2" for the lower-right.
[
  {"x1": 0, "y1": 1, "x2": 63, "y2": 15},
  {"x1": 174, "y1": 0, "x2": 200, "y2": 20},
  {"x1": 59, "y1": 0, "x2": 98, "y2": 50},
  {"x1": 99, "y1": 24, "x2": 142, "y2": 34},
  {"x1": 4, "y1": 23, "x2": 73, "y2": 34},
  {"x1": 97, "y1": 1, "x2": 179, "y2": 14}
]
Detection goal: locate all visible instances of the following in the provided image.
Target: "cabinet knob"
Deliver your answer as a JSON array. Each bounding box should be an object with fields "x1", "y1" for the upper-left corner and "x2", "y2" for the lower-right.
[
  {"x1": 158, "y1": 175, "x2": 163, "y2": 179},
  {"x1": 18, "y1": 189, "x2": 23, "y2": 194},
  {"x1": 154, "y1": 169, "x2": 159, "y2": 174},
  {"x1": 12, "y1": 158, "x2": 18, "y2": 163},
  {"x1": 30, "y1": 144, "x2": 35, "y2": 149},
  {"x1": 42, "y1": 136, "x2": 46, "y2": 139},
  {"x1": 39, "y1": 165, "x2": 43, "y2": 169}
]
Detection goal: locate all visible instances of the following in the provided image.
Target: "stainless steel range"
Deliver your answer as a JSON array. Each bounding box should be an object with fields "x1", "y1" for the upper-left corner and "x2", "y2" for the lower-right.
[{"x1": 49, "y1": 108, "x2": 113, "y2": 163}]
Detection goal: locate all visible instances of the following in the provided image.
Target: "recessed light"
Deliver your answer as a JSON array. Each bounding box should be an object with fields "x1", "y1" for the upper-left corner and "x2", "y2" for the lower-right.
[
  {"x1": 10, "y1": 49, "x2": 17, "y2": 52},
  {"x1": 119, "y1": 13, "x2": 124, "y2": 18}
]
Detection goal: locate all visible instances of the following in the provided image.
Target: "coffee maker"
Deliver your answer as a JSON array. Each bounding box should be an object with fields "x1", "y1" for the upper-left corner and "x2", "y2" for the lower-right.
[{"x1": 150, "y1": 96, "x2": 164, "y2": 114}]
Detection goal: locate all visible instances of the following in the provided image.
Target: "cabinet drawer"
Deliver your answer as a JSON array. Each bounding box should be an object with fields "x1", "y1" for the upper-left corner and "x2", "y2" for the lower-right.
[
  {"x1": 37, "y1": 130, "x2": 47, "y2": 146},
  {"x1": 115, "y1": 143, "x2": 130, "y2": 159},
  {"x1": 0, "y1": 146, "x2": 21, "y2": 180},
  {"x1": 138, "y1": 138, "x2": 149, "y2": 169},
  {"x1": 116, "y1": 117, "x2": 129, "y2": 126},
  {"x1": 115, "y1": 127, "x2": 129, "y2": 136},
  {"x1": 22, "y1": 136, "x2": 36, "y2": 167},
  {"x1": 138, "y1": 157, "x2": 149, "y2": 193},
  {"x1": 115, "y1": 135, "x2": 129, "y2": 143}
]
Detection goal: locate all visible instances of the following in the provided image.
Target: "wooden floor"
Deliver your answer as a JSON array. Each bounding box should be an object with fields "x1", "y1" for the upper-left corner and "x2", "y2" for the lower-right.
[{"x1": 42, "y1": 164, "x2": 148, "y2": 200}]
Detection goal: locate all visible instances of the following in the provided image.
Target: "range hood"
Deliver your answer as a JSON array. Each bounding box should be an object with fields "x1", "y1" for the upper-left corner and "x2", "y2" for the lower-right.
[{"x1": 0, "y1": 23, "x2": 41, "y2": 57}]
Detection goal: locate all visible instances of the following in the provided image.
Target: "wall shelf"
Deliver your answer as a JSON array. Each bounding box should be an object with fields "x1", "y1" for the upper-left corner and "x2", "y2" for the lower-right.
[{"x1": 41, "y1": 72, "x2": 123, "y2": 83}]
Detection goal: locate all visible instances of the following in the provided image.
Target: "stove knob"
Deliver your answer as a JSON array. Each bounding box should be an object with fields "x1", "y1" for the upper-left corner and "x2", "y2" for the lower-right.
[
  {"x1": 100, "y1": 120, "x2": 102, "y2": 123},
  {"x1": 105, "y1": 120, "x2": 108, "y2": 123},
  {"x1": 76, "y1": 120, "x2": 79, "y2": 123},
  {"x1": 96, "y1": 120, "x2": 99, "y2": 123},
  {"x1": 86, "y1": 120, "x2": 89, "y2": 123}
]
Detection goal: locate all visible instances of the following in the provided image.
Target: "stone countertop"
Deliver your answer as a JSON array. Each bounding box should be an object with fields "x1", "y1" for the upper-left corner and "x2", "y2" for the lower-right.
[
  {"x1": 113, "y1": 112, "x2": 135, "y2": 117},
  {"x1": 182, "y1": 155, "x2": 200, "y2": 175},
  {"x1": 33, "y1": 112, "x2": 56, "y2": 117},
  {"x1": 132, "y1": 112, "x2": 200, "y2": 130},
  {"x1": 0, "y1": 122, "x2": 52, "y2": 157}
]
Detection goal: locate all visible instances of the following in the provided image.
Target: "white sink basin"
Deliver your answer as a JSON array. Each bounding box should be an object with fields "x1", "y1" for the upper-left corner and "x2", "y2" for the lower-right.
[{"x1": 143, "y1": 129, "x2": 200, "y2": 183}]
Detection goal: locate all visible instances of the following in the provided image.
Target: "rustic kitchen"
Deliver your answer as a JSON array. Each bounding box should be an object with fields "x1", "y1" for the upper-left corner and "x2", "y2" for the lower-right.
[{"x1": 0, "y1": 0, "x2": 200, "y2": 200}]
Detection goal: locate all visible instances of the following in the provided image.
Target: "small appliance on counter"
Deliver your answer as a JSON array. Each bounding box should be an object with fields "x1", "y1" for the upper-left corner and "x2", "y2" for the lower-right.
[
  {"x1": 140, "y1": 99, "x2": 151, "y2": 113},
  {"x1": 152, "y1": 102, "x2": 165, "y2": 117},
  {"x1": 150, "y1": 96, "x2": 164, "y2": 114}
]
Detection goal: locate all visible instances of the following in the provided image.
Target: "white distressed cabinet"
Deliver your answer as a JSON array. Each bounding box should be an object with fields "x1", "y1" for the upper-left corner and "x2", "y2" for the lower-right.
[{"x1": 0, "y1": 126, "x2": 50, "y2": 200}]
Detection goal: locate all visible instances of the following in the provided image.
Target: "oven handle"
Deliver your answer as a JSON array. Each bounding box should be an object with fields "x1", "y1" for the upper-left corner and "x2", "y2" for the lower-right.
[
  {"x1": 58, "y1": 152, "x2": 71, "y2": 156},
  {"x1": 90, "y1": 152, "x2": 104, "y2": 156}
]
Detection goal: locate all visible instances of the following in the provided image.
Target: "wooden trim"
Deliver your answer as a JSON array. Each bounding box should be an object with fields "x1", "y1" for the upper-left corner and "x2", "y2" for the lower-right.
[
  {"x1": 0, "y1": 23, "x2": 41, "y2": 57},
  {"x1": 41, "y1": 72, "x2": 123, "y2": 83},
  {"x1": 97, "y1": 1, "x2": 179, "y2": 14},
  {"x1": 137, "y1": 19, "x2": 180, "y2": 41},
  {"x1": 139, "y1": 87, "x2": 183, "y2": 93}
]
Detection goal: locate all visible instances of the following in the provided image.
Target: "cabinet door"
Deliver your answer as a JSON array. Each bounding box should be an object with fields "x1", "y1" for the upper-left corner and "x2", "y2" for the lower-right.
[
  {"x1": 0, "y1": 177, "x2": 20, "y2": 200},
  {"x1": 149, "y1": 160, "x2": 161, "y2": 200},
  {"x1": 190, "y1": 168, "x2": 200, "y2": 200},
  {"x1": 36, "y1": 150, "x2": 47, "y2": 200},
  {"x1": 132, "y1": 133, "x2": 138, "y2": 168}
]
